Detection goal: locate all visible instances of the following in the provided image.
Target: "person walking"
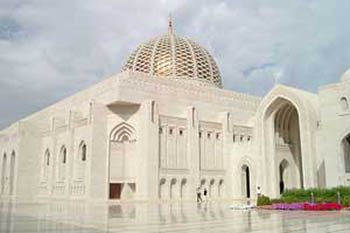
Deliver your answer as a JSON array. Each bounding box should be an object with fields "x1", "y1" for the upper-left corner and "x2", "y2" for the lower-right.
[
  {"x1": 196, "y1": 187, "x2": 202, "y2": 203},
  {"x1": 203, "y1": 188, "x2": 208, "y2": 201}
]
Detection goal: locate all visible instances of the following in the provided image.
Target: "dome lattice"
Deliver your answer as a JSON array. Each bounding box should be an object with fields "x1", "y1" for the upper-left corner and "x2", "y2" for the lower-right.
[{"x1": 122, "y1": 20, "x2": 222, "y2": 88}]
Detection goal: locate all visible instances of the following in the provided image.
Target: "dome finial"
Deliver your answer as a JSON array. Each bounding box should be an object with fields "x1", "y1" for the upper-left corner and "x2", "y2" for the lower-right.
[{"x1": 168, "y1": 14, "x2": 174, "y2": 34}]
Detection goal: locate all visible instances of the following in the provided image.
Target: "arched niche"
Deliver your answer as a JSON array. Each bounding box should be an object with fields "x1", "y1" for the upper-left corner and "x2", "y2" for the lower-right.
[
  {"x1": 261, "y1": 96, "x2": 307, "y2": 196},
  {"x1": 42, "y1": 149, "x2": 50, "y2": 181},
  {"x1": 340, "y1": 97, "x2": 349, "y2": 111},
  {"x1": 159, "y1": 178, "x2": 167, "y2": 200},
  {"x1": 58, "y1": 146, "x2": 67, "y2": 181},
  {"x1": 256, "y1": 86, "x2": 318, "y2": 196},
  {"x1": 109, "y1": 122, "x2": 136, "y2": 200},
  {"x1": 342, "y1": 134, "x2": 350, "y2": 173}
]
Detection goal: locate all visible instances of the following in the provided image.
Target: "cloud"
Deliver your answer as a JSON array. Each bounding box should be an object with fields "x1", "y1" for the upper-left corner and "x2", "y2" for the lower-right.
[{"x1": 0, "y1": 0, "x2": 350, "y2": 128}]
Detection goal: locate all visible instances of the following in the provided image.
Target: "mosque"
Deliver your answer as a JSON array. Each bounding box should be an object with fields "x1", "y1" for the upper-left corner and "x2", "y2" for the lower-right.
[{"x1": 0, "y1": 20, "x2": 350, "y2": 202}]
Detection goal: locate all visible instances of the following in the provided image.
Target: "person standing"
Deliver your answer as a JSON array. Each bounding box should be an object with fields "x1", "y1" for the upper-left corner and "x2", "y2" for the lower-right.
[
  {"x1": 257, "y1": 186, "x2": 262, "y2": 197},
  {"x1": 196, "y1": 187, "x2": 202, "y2": 203}
]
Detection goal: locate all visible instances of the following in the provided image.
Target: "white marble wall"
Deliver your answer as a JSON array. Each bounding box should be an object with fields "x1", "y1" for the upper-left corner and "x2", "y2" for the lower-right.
[{"x1": 1, "y1": 71, "x2": 349, "y2": 202}]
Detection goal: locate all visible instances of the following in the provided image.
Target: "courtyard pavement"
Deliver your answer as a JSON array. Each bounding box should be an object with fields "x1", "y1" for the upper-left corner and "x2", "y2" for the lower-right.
[{"x1": 1, "y1": 200, "x2": 350, "y2": 233}]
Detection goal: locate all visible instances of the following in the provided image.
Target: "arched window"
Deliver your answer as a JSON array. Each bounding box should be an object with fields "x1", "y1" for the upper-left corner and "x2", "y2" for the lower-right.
[
  {"x1": 61, "y1": 147, "x2": 67, "y2": 164},
  {"x1": 180, "y1": 178, "x2": 187, "y2": 199},
  {"x1": 58, "y1": 146, "x2": 67, "y2": 181},
  {"x1": 170, "y1": 178, "x2": 177, "y2": 200},
  {"x1": 42, "y1": 149, "x2": 50, "y2": 181},
  {"x1": 74, "y1": 141, "x2": 87, "y2": 181},
  {"x1": 218, "y1": 179, "x2": 224, "y2": 198},
  {"x1": 151, "y1": 101, "x2": 155, "y2": 122},
  {"x1": 45, "y1": 149, "x2": 50, "y2": 166},
  {"x1": 340, "y1": 97, "x2": 349, "y2": 111},
  {"x1": 159, "y1": 178, "x2": 166, "y2": 199},
  {"x1": 81, "y1": 143, "x2": 87, "y2": 161}
]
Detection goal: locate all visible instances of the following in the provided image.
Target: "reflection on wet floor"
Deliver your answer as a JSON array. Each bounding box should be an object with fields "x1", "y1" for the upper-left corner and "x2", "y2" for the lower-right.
[{"x1": 1, "y1": 200, "x2": 350, "y2": 233}]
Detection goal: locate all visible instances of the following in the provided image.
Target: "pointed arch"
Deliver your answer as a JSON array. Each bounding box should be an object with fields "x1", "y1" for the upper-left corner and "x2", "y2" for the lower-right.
[
  {"x1": 60, "y1": 146, "x2": 67, "y2": 164},
  {"x1": 170, "y1": 178, "x2": 177, "y2": 200},
  {"x1": 209, "y1": 179, "x2": 215, "y2": 199},
  {"x1": 237, "y1": 156, "x2": 255, "y2": 199},
  {"x1": 74, "y1": 140, "x2": 87, "y2": 181},
  {"x1": 264, "y1": 97, "x2": 304, "y2": 193},
  {"x1": 78, "y1": 141, "x2": 87, "y2": 162},
  {"x1": 159, "y1": 178, "x2": 167, "y2": 199},
  {"x1": 218, "y1": 179, "x2": 224, "y2": 198},
  {"x1": 279, "y1": 159, "x2": 290, "y2": 194},
  {"x1": 58, "y1": 146, "x2": 67, "y2": 181},
  {"x1": 241, "y1": 164, "x2": 251, "y2": 198},
  {"x1": 110, "y1": 122, "x2": 136, "y2": 142},
  {"x1": 42, "y1": 149, "x2": 50, "y2": 181},
  {"x1": 108, "y1": 122, "x2": 136, "y2": 200},
  {"x1": 340, "y1": 97, "x2": 349, "y2": 111},
  {"x1": 45, "y1": 149, "x2": 50, "y2": 166},
  {"x1": 256, "y1": 85, "x2": 318, "y2": 196}
]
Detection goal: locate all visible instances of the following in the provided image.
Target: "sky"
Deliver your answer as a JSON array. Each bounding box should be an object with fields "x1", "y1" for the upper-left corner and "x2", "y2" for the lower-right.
[{"x1": 0, "y1": 0, "x2": 350, "y2": 129}]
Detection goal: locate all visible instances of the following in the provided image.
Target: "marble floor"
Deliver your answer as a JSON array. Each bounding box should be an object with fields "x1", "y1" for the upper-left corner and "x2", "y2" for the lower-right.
[{"x1": 1, "y1": 200, "x2": 350, "y2": 233}]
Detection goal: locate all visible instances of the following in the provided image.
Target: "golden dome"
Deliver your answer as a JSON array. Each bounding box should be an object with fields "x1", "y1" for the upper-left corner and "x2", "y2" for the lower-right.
[{"x1": 121, "y1": 19, "x2": 222, "y2": 88}]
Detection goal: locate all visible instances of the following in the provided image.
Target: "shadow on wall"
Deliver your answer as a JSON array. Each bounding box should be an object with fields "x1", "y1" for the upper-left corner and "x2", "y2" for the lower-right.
[
  {"x1": 317, "y1": 161, "x2": 326, "y2": 188},
  {"x1": 107, "y1": 104, "x2": 140, "y2": 121}
]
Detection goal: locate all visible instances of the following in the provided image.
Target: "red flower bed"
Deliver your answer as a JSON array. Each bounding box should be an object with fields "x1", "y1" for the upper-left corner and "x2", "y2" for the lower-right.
[{"x1": 303, "y1": 202, "x2": 342, "y2": 211}]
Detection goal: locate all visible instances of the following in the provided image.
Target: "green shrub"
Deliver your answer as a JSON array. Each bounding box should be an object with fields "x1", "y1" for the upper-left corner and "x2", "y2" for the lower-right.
[
  {"x1": 256, "y1": 187, "x2": 350, "y2": 206},
  {"x1": 315, "y1": 196, "x2": 336, "y2": 203},
  {"x1": 271, "y1": 198, "x2": 284, "y2": 204},
  {"x1": 257, "y1": 195, "x2": 271, "y2": 206},
  {"x1": 341, "y1": 196, "x2": 350, "y2": 207},
  {"x1": 279, "y1": 186, "x2": 350, "y2": 204}
]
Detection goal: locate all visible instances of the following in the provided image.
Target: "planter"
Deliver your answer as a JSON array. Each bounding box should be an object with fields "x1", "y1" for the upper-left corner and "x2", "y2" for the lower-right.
[{"x1": 270, "y1": 202, "x2": 342, "y2": 211}]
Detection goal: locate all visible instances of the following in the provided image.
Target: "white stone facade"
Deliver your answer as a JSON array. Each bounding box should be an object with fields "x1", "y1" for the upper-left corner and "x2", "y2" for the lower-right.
[{"x1": 1, "y1": 30, "x2": 350, "y2": 202}]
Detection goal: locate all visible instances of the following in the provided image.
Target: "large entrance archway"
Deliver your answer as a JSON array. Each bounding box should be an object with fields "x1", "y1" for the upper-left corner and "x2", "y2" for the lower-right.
[
  {"x1": 342, "y1": 134, "x2": 350, "y2": 173},
  {"x1": 264, "y1": 97, "x2": 304, "y2": 195}
]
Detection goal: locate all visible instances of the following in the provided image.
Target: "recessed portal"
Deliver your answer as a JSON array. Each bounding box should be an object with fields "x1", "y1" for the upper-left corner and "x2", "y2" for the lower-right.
[
  {"x1": 109, "y1": 122, "x2": 136, "y2": 200},
  {"x1": 279, "y1": 160, "x2": 289, "y2": 194},
  {"x1": 267, "y1": 98, "x2": 304, "y2": 192},
  {"x1": 241, "y1": 165, "x2": 250, "y2": 198}
]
